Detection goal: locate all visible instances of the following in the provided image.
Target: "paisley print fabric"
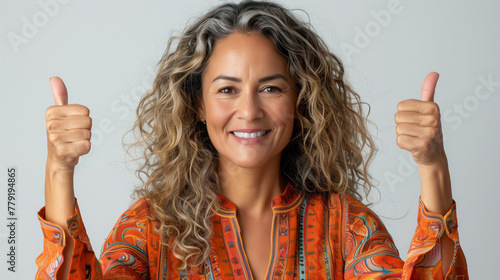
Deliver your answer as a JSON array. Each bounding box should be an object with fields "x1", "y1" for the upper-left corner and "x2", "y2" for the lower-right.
[{"x1": 36, "y1": 184, "x2": 468, "y2": 279}]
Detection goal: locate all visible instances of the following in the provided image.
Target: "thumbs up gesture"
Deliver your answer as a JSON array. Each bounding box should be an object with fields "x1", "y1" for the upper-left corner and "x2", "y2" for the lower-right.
[
  {"x1": 46, "y1": 77, "x2": 92, "y2": 170},
  {"x1": 395, "y1": 72, "x2": 444, "y2": 166}
]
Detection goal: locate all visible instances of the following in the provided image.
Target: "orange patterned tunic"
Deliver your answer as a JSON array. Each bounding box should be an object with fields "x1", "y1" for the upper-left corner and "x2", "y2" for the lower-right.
[{"x1": 36, "y1": 184, "x2": 468, "y2": 279}]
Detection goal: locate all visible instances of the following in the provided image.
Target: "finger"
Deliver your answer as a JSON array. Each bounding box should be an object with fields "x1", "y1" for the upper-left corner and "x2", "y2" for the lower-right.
[
  {"x1": 68, "y1": 140, "x2": 92, "y2": 156},
  {"x1": 396, "y1": 134, "x2": 420, "y2": 152},
  {"x1": 54, "y1": 140, "x2": 92, "y2": 159},
  {"x1": 397, "y1": 99, "x2": 440, "y2": 115},
  {"x1": 48, "y1": 130, "x2": 92, "y2": 144},
  {"x1": 46, "y1": 116, "x2": 92, "y2": 132},
  {"x1": 395, "y1": 111, "x2": 440, "y2": 127},
  {"x1": 396, "y1": 135, "x2": 436, "y2": 154},
  {"x1": 50, "y1": 76, "x2": 68, "y2": 105},
  {"x1": 421, "y1": 72, "x2": 439, "y2": 102},
  {"x1": 396, "y1": 123, "x2": 440, "y2": 139},
  {"x1": 46, "y1": 104, "x2": 90, "y2": 120}
]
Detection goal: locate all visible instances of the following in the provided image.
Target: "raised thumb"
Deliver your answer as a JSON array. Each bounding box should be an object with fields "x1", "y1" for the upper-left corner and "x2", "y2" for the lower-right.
[
  {"x1": 50, "y1": 76, "x2": 68, "y2": 105},
  {"x1": 421, "y1": 72, "x2": 439, "y2": 102}
]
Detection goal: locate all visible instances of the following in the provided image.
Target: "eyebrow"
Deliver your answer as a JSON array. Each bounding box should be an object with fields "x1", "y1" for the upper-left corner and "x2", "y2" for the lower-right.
[{"x1": 211, "y1": 74, "x2": 288, "y2": 83}]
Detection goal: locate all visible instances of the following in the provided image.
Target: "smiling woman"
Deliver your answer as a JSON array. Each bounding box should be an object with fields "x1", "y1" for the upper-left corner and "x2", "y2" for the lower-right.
[{"x1": 36, "y1": 0, "x2": 468, "y2": 279}]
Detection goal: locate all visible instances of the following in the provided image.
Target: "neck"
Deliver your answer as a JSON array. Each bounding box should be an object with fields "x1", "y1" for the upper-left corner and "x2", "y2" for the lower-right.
[{"x1": 218, "y1": 158, "x2": 285, "y2": 216}]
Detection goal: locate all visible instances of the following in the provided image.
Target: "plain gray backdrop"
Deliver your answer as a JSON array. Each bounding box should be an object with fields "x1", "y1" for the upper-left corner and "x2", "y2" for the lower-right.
[{"x1": 1, "y1": 0, "x2": 498, "y2": 278}]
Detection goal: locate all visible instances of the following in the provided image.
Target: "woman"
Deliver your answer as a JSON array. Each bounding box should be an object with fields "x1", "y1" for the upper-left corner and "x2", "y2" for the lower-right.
[{"x1": 37, "y1": 1, "x2": 468, "y2": 279}]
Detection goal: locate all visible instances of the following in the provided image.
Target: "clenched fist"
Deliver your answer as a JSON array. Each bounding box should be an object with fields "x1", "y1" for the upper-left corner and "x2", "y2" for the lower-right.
[
  {"x1": 46, "y1": 77, "x2": 92, "y2": 171},
  {"x1": 395, "y1": 72, "x2": 444, "y2": 167}
]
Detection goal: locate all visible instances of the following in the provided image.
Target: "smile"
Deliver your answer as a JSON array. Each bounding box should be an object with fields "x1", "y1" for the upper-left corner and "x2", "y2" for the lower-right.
[{"x1": 232, "y1": 130, "x2": 270, "y2": 138}]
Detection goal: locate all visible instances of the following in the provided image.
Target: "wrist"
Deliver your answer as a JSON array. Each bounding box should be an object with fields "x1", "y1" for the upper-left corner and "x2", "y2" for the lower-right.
[
  {"x1": 418, "y1": 155, "x2": 453, "y2": 215},
  {"x1": 46, "y1": 156, "x2": 76, "y2": 174},
  {"x1": 416, "y1": 147, "x2": 448, "y2": 171}
]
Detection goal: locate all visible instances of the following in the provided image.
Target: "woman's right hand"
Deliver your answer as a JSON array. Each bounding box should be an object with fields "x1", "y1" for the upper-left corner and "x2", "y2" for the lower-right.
[{"x1": 46, "y1": 77, "x2": 92, "y2": 171}]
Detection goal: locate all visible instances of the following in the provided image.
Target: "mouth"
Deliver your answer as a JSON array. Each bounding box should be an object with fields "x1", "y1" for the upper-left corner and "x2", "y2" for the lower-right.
[{"x1": 231, "y1": 130, "x2": 271, "y2": 139}]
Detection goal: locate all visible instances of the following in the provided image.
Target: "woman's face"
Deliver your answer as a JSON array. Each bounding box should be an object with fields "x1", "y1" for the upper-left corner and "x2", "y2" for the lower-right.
[{"x1": 199, "y1": 32, "x2": 297, "y2": 170}]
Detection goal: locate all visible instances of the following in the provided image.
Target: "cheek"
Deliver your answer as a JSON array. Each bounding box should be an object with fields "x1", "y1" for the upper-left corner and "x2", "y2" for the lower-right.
[
  {"x1": 206, "y1": 101, "x2": 231, "y2": 124},
  {"x1": 282, "y1": 100, "x2": 297, "y2": 140},
  {"x1": 274, "y1": 100, "x2": 296, "y2": 126},
  {"x1": 205, "y1": 101, "x2": 233, "y2": 143}
]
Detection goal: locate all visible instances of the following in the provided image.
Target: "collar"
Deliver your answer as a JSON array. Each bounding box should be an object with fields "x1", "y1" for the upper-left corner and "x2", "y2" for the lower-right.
[{"x1": 216, "y1": 183, "x2": 305, "y2": 217}]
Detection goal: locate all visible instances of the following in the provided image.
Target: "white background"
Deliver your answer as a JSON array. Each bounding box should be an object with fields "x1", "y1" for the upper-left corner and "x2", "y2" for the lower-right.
[{"x1": 1, "y1": 0, "x2": 498, "y2": 278}]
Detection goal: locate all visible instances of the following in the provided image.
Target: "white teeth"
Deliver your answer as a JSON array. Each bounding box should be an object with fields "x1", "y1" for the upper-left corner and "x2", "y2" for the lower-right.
[{"x1": 233, "y1": 131, "x2": 267, "y2": 138}]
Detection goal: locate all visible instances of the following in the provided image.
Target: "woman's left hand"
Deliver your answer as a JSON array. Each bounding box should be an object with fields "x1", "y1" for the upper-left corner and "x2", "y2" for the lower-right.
[
  {"x1": 394, "y1": 72, "x2": 453, "y2": 215},
  {"x1": 395, "y1": 72, "x2": 444, "y2": 167}
]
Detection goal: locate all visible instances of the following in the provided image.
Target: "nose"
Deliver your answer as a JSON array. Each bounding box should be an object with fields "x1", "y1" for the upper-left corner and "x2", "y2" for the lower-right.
[{"x1": 235, "y1": 89, "x2": 264, "y2": 121}]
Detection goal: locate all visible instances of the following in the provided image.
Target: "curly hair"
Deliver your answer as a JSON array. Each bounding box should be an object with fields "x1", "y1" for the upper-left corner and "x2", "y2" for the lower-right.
[{"x1": 127, "y1": 0, "x2": 376, "y2": 272}]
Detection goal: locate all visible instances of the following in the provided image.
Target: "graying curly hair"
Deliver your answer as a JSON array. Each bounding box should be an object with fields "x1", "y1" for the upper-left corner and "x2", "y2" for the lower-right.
[{"x1": 127, "y1": 0, "x2": 376, "y2": 272}]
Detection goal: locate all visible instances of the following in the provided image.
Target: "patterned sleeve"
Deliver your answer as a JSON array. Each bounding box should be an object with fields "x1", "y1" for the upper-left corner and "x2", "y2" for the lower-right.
[
  {"x1": 35, "y1": 199, "x2": 103, "y2": 279},
  {"x1": 36, "y1": 198, "x2": 156, "y2": 280},
  {"x1": 342, "y1": 194, "x2": 468, "y2": 280}
]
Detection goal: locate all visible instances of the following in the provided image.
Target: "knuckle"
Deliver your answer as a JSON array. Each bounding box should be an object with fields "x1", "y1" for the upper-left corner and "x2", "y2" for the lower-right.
[
  {"x1": 429, "y1": 115, "x2": 439, "y2": 127},
  {"x1": 422, "y1": 115, "x2": 438, "y2": 127},
  {"x1": 46, "y1": 106, "x2": 62, "y2": 120},
  {"x1": 425, "y1": 127, "x2": 437, "y2": 138},
  {"x1": 48, "y1": 133, "x2": 60, "y2": 143},
  {"x1": 71, "y1": 104, "x2": 90, "y2": 115},
  {"x1": 46, "y1": 120, "x2": 57, "y2": 131},
  {"x1": 78, "y1": 105, "x2": 90, "y2": 116},
  {"x1": 429, "y1": 103, "x2": 440, "y2": 115}
]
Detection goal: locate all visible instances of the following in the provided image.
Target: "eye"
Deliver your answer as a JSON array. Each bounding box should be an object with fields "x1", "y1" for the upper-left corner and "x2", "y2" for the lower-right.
[
  {"x1": 218, "y1": 87, "x2": 237, "y2": 94},
  {"x1": 262, "y1": 86, "x2": 282, "y2": 93}
]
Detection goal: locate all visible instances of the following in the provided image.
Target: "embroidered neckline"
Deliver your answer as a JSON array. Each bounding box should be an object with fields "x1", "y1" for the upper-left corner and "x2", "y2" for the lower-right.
[{"x1": 216, "y1": 183, "x2": 304, "y2": 217}]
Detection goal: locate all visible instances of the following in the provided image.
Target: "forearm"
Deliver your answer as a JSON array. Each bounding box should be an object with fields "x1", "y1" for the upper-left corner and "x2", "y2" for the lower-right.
[
  {"x1": 44, "y1": 159, "x2": 76, "y2": 280},
  {"x1": 45, "y1": 161, "x2": 76, "y2": 225},
  {"x1": 418, "y1": 154, "x2": 454, "y2": 277}
]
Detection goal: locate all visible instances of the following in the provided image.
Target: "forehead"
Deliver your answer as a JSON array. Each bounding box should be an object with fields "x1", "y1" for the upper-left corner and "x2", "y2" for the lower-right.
[{"x1": 203, "y1": 32, "x2": 289, "y2": 79}]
